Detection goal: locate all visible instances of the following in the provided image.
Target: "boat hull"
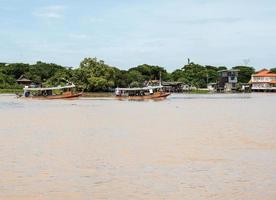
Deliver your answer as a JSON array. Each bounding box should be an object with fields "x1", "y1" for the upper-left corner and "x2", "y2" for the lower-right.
[
  {"x1": 26, "y1": 92, "x2": 82, "y2": 100},
  {"x1": 116, "y1": 92, "x2": 170, "y2": 100}
]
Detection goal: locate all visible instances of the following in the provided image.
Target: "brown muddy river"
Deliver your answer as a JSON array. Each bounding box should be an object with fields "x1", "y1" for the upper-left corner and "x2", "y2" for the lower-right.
[{"x1": 0, "y1": 93, "x2": 276, "y2": 200}]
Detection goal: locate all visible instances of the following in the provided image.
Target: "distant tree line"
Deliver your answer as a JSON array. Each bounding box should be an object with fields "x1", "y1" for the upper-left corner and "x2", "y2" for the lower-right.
[{"x1": 0, "y1": 58, "x2": 274, "y2": 92}]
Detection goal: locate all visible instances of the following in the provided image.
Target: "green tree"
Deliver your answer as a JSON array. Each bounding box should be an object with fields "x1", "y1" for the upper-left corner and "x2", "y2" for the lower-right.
[
  {"x1": 129, "y1": 64, "x2": 169, "y2": 81},
  {"x1": 45, "y1": 69, "x2": 72, "y2": 87},
  {"x1": 87, "y1": 76, "x2": 114, "y2": 91},
  {"x1": 126, "y1": 70, "x2": 144, "y2": 87},
  {"x1": 270, "y1": 68, "x2": 276, "y2": 73},
  {"x1": 217, "y1": 66, "x2": 227, "y2": 71},
  {"x1": 205, "y1": 65, "x2": 219, "y2": 84},
  {"x1": 181, "y1": 63, "x2": 207, "y2": 88},
  {"x1": 79, "y1": 57, "x2": 121, "y2": 91},
  {"x1": 2, "y1": 63, "x2": 29, "y2": 79},
  {"x1": 233, "y1": 66, "x2": 255, "y2": 83},
  {"x1": 171, "y1": 69, "x2": 187, "y2": 82}
]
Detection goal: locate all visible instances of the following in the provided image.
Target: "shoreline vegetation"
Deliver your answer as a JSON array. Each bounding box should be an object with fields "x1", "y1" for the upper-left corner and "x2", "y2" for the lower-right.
[
  {"x1": 1, "y1": 57, "x2": 275, "y2": 94},
  {"x1": 0, "y1": 89, "x2": 22, "y2": 94}
]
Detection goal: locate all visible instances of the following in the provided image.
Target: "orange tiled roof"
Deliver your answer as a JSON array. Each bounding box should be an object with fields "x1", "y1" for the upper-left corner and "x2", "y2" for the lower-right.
[
  {"x1": 252, "y1": 68, "x2": 276, "y2": 77},
  {"x1": 270, "y1": 80, "x2": 276, "y2": 84}
]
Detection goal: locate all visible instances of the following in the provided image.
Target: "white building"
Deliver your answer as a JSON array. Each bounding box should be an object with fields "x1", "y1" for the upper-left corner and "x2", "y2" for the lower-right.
[{"x1": 250, "y1": 69, "x2": 276, "y2": 92}]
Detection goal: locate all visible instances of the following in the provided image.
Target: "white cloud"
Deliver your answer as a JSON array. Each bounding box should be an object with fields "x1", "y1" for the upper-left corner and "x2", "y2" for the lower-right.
[{"x1": 33, "y1": 5, "x2": 65, "y2": 19}]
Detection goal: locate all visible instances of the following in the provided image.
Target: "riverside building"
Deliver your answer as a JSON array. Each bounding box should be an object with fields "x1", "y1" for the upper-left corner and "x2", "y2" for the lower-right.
[{"x1": 250, "y1": 69, "x2": 276, "y2": 92}]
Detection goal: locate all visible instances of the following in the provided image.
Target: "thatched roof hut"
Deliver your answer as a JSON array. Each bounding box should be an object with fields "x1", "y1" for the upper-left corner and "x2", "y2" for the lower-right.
[{"x1": 16, "y1": 75, "x2": 32, "y2": 86}]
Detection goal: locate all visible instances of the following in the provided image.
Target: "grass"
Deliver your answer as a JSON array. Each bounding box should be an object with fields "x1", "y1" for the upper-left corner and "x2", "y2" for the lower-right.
[
  {"x1": 0, "y1": 88, "x2": 22, "y2": 94},
  {"x1": 184, "y1": 89, "x2": 210, "y2": 94}
]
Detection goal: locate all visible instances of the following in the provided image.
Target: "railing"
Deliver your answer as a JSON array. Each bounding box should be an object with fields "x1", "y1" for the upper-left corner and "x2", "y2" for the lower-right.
[
  {"x1": 252, "y1": 87, "x2": 276, "y2": 90},
  {"x1": 251, "y1": 78, "x2": 276, "y2": 82}
]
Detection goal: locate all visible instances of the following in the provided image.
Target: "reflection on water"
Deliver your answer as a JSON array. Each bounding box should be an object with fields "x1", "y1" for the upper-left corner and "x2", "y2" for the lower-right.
[{"x1": 0, "y1": 93, "x2": 276, "y2": 200}]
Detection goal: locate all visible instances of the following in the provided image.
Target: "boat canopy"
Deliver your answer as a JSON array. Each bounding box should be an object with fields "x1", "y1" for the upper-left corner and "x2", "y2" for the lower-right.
[
  {"x1": 116, "y1": 85, "x2": 163, "y2": 91},
  {"x1": 24, "y1": 84, "x2": 75, "y2": 91}
]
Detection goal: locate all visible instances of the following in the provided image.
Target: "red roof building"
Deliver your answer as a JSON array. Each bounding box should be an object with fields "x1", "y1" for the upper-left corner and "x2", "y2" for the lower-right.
[{"x1": 250, "y1": 69, "x2": 276, "y2": 91}]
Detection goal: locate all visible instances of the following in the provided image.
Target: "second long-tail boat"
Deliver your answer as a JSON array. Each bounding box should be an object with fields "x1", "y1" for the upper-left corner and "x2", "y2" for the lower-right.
[{"x1": 115, "y1": 85, "x2": 170, "y2": 100}]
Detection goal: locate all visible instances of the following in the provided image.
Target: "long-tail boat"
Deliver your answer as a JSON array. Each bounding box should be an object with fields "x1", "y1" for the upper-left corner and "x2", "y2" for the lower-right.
[
  {"x1": 22, "y1": 83, "x2": 82, "y2": 99},
  {"x1": 115, "y1": 85, "x2": 170, "y2": 100}
]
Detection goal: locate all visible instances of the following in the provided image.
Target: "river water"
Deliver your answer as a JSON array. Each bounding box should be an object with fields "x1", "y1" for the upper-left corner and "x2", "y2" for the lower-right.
[{"x1": 0, "y1": 93, "x2": 276, "y2": 200}]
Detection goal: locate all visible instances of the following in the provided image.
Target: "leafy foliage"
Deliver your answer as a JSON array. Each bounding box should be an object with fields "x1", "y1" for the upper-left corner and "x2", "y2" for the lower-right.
[
  {"x1": 232, "y1": 66, "x2": 255, "y2": 83},
  {"x1": 270, "y1": 68, "x2": 276, "y2": 73}
]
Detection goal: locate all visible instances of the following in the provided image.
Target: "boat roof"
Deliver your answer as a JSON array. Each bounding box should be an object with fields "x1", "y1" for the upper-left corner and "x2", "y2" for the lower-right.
[
  {"x1": 116, "y1": 85, "x2": 163, "y2": 91},
  {"x1": 24, "y1": 84, "x2": 75, "y2": 91}
]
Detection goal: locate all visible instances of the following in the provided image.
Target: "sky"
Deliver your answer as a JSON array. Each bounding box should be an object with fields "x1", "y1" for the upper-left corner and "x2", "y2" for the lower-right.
[{"x1": 0, "y1": 0, "x2": 276, "y2": 71}]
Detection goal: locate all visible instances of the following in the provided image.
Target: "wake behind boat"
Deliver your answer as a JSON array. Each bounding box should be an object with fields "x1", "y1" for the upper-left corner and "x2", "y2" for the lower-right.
[
  {"x1": 21, "y1": 83, "x2": 82, "y2": 99},
  {"x1": 115, "y1": 85, "x2": 170, "y2": 100}
]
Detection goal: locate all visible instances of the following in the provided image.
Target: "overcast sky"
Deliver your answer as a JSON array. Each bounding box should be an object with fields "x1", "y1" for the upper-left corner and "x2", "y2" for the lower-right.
[{"x1": 0, "y1": 0, "x2": 275, "y2": 71}]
